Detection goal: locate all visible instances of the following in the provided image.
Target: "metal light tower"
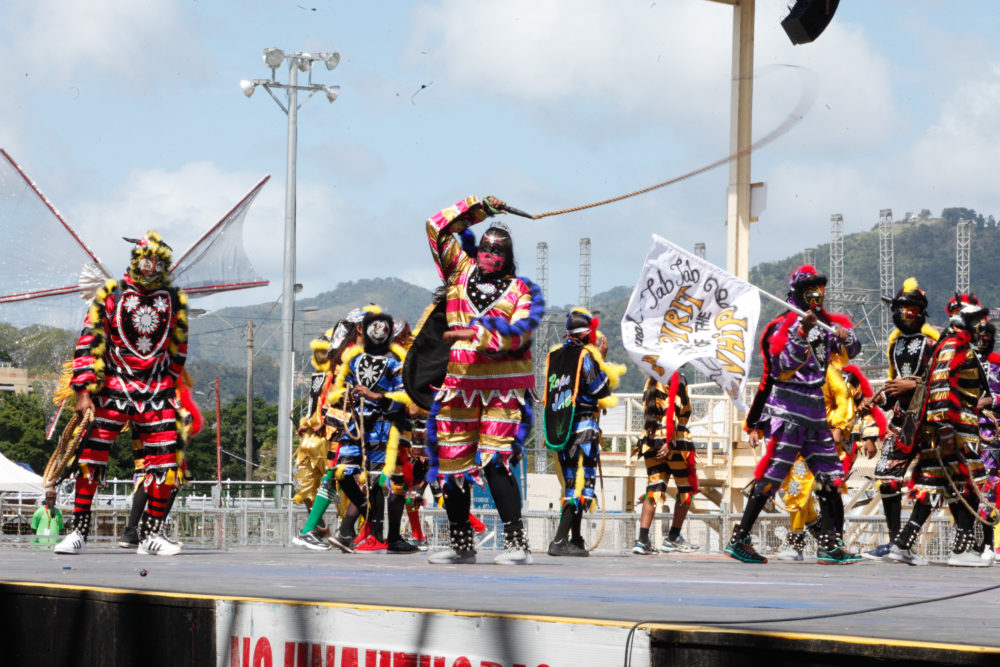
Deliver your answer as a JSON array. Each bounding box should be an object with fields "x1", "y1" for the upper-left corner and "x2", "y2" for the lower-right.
[
  {"x1": 956, "y1": 219, "x2": 971, "y2": 294},
  {"x1": 240, "y1": 48, "x2": 341, "y2": 485},
  {"x1": 802, "y1": 247, "x2": 816, "y2": 267},
  {"x1": 578, "y1": 237, "x2": 591, "y2": 311},
  {"x1": 878, "y1": 209, "x2": 895, "y2": 350},
  {"x1": 694, "y1": 242, "x2": 706, "y2": 259},
  {"x1": 534, "y1": 242, "x2": 550, "y2": 475},
  {"x1": 828, "y1": 214, "x2": 844, "y2": 310}
]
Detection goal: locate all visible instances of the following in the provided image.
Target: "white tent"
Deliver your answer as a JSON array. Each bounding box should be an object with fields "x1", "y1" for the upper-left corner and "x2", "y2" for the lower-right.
[{"x1": 0, "y1": 451, "x2": 45, "y2": 493}]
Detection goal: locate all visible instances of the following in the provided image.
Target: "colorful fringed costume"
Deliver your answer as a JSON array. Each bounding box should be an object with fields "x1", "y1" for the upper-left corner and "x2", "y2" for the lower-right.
[
  {"x1": 543, "y1": 310, "x2": 625, "y2": 556},
  {"x1": 423, "y1": 196, "x2": 544, "y2": 565},
  {"x1": 974, "y1": 324, "x2": 1000, "y2": 554},
  {"x1": 727, "y1": 265, "x2": 860, "y2": 565},
  {"x1": 55, "y1": 231, "x2": 189, "y2": 555},
  {"x1": 887, "y1": 295, "x2": 991, "y2": 566},
  {"x1": 317, "y1": 310, "x2": 417, "y2": 554}
]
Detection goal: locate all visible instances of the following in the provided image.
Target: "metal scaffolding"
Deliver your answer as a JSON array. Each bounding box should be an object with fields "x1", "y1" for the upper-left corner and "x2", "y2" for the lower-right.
[
  {"x1": 694, "y1": 242, "x2": 706, "y2": 259},
  {"x1": 956, "y1": 219, "x2": 971, "y2": 294},
  {"x1": 878, "y1": 209, "x2": 895, "y2": 351},
  {"x1": 578, "y1": 237, "x2": 591, "y2": 311},
  {"x1": 534, "y1": 242, "x2": 550, "y2": 474},
  {"x1": 802, "y1": 247, "x2": 816, "y2": 267},
  {"x1": 829, "y1": 214, "x2": 844, "y2": 302}
]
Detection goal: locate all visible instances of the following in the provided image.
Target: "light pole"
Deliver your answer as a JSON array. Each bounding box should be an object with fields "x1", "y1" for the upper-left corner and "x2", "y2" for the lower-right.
[{"x1": 240, "y1": 48, "x2": 340, "y2": 486}]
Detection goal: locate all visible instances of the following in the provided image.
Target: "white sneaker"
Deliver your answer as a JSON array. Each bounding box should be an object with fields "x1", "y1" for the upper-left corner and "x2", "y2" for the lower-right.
[
  {"x1": 885, "y1": 544, "x2": 928, "y2": 566},
  {"x1": 427, "y1": 548, "x2": 476, "y2": 565},
  {"x1": 774, "y1": 544, "x2": 804, "y2": 562},
  {"x1": 493, "y1": 547, "x2": 533, "y2": 565},
  {"x1": 982, "y1": 545, "x2": 997, "y2": 566},
  {"x1": 948, "y1": 550, "x2": 990, "y2": 568},
  {"x1": 138, "y1": 533, "x2": 182, "y2": 556},
  {"x1": 53, "y1": 530, "x2": 86, "y2": 555}
]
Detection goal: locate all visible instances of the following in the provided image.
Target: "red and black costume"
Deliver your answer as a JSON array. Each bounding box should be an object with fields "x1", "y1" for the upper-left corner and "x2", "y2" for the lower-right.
[{"x1": 55, "y1": 231, "x2": 188, "y2": 554}]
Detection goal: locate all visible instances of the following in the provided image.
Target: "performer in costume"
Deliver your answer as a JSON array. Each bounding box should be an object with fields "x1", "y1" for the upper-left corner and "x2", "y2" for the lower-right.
[
  {"x1": 861, "y1": 278, "x2": 940, "y2": 560},
  {"x1": 292, "y1": 327, "x2": 337, "y2": 539},
  {"x1": 55, "y1": 231, "x2": 188, "y2": 556},
  {"x1": 728, "y1": 265, "x2": 860, "y2": 564},
  {"x1": 292, "y1": 309, "x2": 366, "y2": 551},
  {"x1": 631, "y1": 371, "x2": 699, "y2": 555},
  {"x1": 886, "y1": 296, "x2": 990, "y2": 567},
  {"x1": 544, "y1": 310, "x2": 625, "y2": 556},
  {"x1": 422, "y1": 195, "x2": 544, "y2": 565},
  {"x1": 324, "y1": 310, "x2": 417, "y2": 554},
  {"x1": 974, "y1": 321, "x2": 1000, "y2": 564}
]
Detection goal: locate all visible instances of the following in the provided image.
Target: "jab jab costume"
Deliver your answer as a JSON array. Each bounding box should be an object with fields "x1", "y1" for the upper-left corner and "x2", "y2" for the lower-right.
[
  {"x1": 55, "y1": 231, "x2": 188, "y2": 555},
  {"x1": 422, "y1": 196, "x2": 544, "y2": 564},
  {"x1": 729, "y1": 265, "x2": 860, "y2": 564},
  {"x1": 323, "y1": 310, "x2": 416, "y2": 553},
  {"x1": 869, "y1": 279, "x2": 940, "y2": 553},
  {"x1": 543, "y1": 310, "x2": 625, "y2": 556},
  {"x1": 888, "y1": 297, "x2": 989, "y2": 566},
  {"x1": 293, "y1": 328, "x2": 335, "y2": 508},
  {"x1": 638, "y1": 375, "x2": 697, "y2": 506}
]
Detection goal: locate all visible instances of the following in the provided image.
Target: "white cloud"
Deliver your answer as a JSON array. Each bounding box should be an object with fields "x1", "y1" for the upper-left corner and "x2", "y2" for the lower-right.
[{"x1": 8, "y1": 0, "x2": 210, "y2": 90}]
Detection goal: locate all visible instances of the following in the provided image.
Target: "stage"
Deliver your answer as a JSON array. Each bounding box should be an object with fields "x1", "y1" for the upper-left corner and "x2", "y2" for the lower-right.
[{"x1": 1, "y1": 544, "x2": 999, "y2": 666}]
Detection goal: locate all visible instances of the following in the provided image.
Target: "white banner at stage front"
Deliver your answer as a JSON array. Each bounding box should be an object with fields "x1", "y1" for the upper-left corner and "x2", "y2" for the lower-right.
[
  {"x1": 620, "y1": 234, "x2": 760, "y2": 412},
  {"x1": 216, "y1": 599, "x2": 651, "y2": 666}
]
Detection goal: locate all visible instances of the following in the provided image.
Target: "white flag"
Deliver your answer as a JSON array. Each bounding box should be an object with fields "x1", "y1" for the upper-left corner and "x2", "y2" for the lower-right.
[{"x1": 620, "y1": 234, "x2": 760, "y2": 411}]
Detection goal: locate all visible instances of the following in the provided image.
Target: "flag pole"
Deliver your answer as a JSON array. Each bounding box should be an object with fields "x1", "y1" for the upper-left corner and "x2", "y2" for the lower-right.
[{"x1": 756, "y1": 288, "x2": 836, "y2": 334}]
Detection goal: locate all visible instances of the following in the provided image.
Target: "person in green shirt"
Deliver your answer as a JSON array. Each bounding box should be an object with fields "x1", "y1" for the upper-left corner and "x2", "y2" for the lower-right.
[{"x1": 31, "y1": 490, "x2": 64, "y2": 544}]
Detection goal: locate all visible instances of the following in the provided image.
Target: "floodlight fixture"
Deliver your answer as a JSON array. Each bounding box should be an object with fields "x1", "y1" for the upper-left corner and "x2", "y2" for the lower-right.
[
  {"x1": 239, "y1": 79, "x2": 257, "y2": 98},
  {"x1": 324, "y1": 52, "x2": 340, "y2": 70},
  {"x1": 324, "y1": 86, "x2": 340, "y2": 103},
  {"x1": 263, "y1": 47, "x2": 285, "y2": 68}
]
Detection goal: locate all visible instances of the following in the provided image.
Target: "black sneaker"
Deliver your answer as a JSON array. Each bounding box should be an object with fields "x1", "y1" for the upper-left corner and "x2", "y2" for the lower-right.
[
  {"x1": 327, "y1": 533, "x2": 356, "y2": 554},
  {"x1": 548, "y1": 538, "x2": 571, "y2": 556},
  {"x1": 118, "y1": 526, "x2": 140, "y2": 549},
  {"x1": 817, "y1": 540, "x2": 861, "y2": 565},
  {"x1": 725, "y1": 535, "x2": 767, "y2": 564},
  {"x1": 387, "y1": 538, "x2": 419, "y2": 554}
]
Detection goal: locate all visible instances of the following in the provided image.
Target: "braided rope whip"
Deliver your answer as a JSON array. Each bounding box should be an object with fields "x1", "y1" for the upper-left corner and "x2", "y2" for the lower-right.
[{"x1": 519, "y1": 65, "x2": 817, "y2": 220}]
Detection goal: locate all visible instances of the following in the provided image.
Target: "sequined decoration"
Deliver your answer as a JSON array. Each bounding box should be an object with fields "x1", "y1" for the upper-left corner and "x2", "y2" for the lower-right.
[{"x1": 468, "y1": 267, "x2": 511, "y2": 312}]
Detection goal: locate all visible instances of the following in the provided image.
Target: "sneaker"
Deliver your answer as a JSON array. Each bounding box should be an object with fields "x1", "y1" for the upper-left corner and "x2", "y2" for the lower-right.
[
  {"x1": 411, "y1": 538, "x2": 428, "y2": 552},
  {"x1": 632, "y1": 539, "x2": 656, "y2": 555},
  {"x1": 548, "y1": 538, "x2": 588, "y2": 557},
  {"x1": 725, "y1": 536, "x2": 767, "y2": 564},
  {"x1": 948, "y1": 550, "x2": 990, "y2": 567},
  {"x1": 387, "y1": 538, "x2": 419, "y2": 554},
  {"x1": 661, "y1": 535, "x2": 700, "y2": 553},
  {"x1": 327, "y1": 533, "x2": 356, "y2": 554},
  {"x1": 118, "y1": 526, "x2": 140, "y2": 549},
  {"x1": 885, "y1": 544, "x2": 928, "y2": 566},
  {"x1": 138, "y1": 533, "x2": 182, "y2": 556},
  {"x1": 774, "y1": 542, "x2": 804, "y2": 562},
  {"x1": 983, "y1": 545, "x2": 997, "y2": 565},
  {"x1": 427, "y1": 548, "x2": 476, "y2": 565},
  {"x1": 860, "y1": 543, "x2": 892, "y2": 560},
  {"x1": 54, "y1": 530, "x2": 87, "y2": 555},
  {"x1": 293, "y1": 530, "x2": 332, "y2": 551},
  {"x1": 353, "y1": 535, "x2": 388, "y2": 552},
  {"x1": 494, "y1": 547, "x2": 533, "y2": 565},
  {"x1": 817, "y1": 543, "x2": 862, "y2": 565}
]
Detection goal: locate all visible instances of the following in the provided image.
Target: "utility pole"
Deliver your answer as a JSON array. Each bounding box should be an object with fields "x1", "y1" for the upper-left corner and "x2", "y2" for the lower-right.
[{"x1": 245, "y1": 321, "x2": 255, "y2": 481}]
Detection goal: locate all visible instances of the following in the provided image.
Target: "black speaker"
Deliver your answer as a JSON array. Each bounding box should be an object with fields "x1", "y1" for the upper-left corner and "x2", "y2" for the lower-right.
[{"x1": 781, "y1": 0, "x2": 840, "y2": 45}]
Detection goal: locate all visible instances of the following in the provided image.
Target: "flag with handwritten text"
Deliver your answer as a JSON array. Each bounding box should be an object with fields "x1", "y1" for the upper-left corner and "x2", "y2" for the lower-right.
[{"x1": 620, "y1": 235, "x2": 760, "y2": 411}]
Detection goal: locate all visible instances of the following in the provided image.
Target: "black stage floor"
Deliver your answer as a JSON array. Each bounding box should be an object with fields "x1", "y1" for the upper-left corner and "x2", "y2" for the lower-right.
[{"x1": 3, "y1": 544, "x2": 999, "y2": 651}]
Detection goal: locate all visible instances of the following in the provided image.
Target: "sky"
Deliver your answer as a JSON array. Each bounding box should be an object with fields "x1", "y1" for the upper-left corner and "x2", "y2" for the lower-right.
[{"x1": 3, "y1": 0, "x2": 999, "y2": 320}]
